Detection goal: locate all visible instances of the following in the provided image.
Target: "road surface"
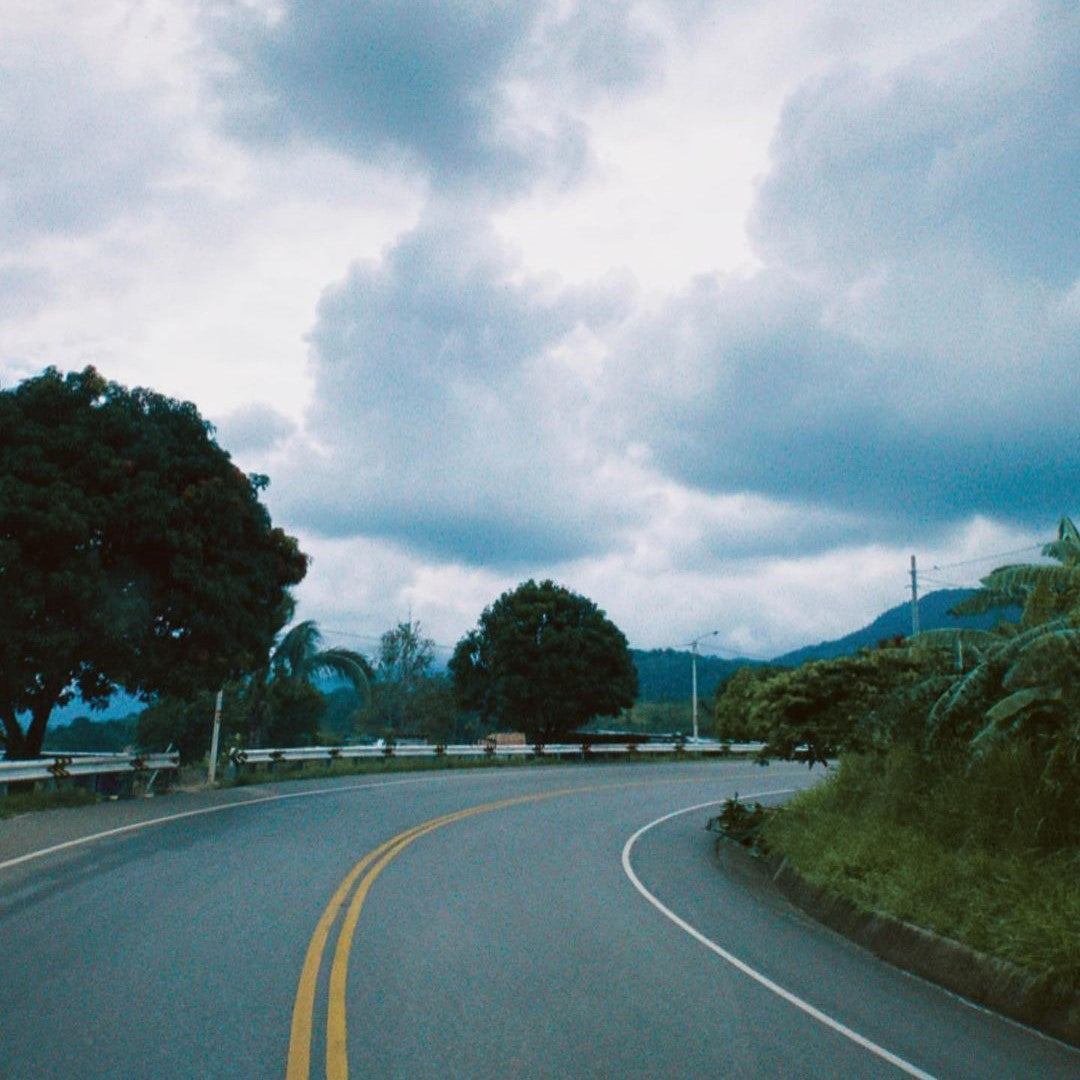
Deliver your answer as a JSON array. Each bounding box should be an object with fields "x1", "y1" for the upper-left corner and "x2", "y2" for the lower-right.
[{"x1": 1, "y1": 760, "x2": 1076, "y2": 1077}]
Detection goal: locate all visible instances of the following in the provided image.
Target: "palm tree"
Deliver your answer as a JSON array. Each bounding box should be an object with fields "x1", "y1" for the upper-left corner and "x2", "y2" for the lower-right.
[
  {"x1": 270, "y1": 620, "x2": 373, "y2": 700},
  {"x1": 244, "y1": 621, "x2": 372, "y2": 746}
]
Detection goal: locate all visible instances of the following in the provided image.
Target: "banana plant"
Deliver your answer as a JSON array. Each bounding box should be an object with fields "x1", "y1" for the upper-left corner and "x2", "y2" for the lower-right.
[{"x1": 913, "y1": 518, "x2": 1080, "y2": 776}]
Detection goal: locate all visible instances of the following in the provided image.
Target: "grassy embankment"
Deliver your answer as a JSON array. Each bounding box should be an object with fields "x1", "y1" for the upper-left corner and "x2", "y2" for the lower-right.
[
  {"x1": 759, "y1": 745, "x2": 1079, "y2": 1002},
  {"x1": 0, "y1": 786, "x2": 99, "y2": 819}
]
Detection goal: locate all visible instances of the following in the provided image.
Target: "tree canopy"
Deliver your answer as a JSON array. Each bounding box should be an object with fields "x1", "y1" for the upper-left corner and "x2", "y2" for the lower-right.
[
  {"x1": 0, "y1": 366, "x2": 308, "y2": 758},
  {"x1": 449, "y1": 579, "x2": 637, "y2": 742},
  {"x1": 373, "y1": 619, "x2": 436, "y2": 734}
]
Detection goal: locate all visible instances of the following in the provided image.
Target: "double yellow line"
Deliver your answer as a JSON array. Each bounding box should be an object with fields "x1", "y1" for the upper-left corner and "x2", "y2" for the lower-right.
[{"x1": 285, "y1": 787, "x2": 586, "y2": 1080}]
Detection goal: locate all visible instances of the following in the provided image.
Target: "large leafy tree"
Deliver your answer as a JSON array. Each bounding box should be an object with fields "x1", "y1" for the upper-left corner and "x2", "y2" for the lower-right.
[
  {"x1": 0, "y1": 367, "x2": 308, "y2": 759},
  {"x1": 449, "y1": 579, "x2": 637, "y2": 742}
]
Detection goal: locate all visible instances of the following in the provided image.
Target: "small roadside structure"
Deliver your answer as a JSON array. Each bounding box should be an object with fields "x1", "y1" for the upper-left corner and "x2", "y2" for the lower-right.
[{"x1": 481, "y1": 732, "x2": 527, "y2": 747}]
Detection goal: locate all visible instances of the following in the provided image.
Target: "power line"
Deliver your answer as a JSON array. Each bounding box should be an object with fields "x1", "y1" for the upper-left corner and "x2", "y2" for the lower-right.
[
  {"x1": 918, "y1": 574, "x2": 979, "y2": 590},
  {"x1": 321, "y1": 626, "x2": 457, "y2": 653},
  {"x1": 929, "y1": 544, "x2": 1043, "y2": 572}
]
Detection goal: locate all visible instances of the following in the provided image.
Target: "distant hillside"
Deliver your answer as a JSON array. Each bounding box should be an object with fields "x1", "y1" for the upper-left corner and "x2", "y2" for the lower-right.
[
  {"x1": 631, "y1": 588, "x2": 1020, "y2": 703},
  {"x1": 631, "y1": 648, "x2": 755, "y2": 703},
  {"x1": 38, "y1": 690, "x2": 145, "y2": 728},
  {"x1": 772, "y1": 588, "x2": 1019, "y2": 667},
  {"x1": 30, "y1": 590, "x2": 1017, "y2": 728}
]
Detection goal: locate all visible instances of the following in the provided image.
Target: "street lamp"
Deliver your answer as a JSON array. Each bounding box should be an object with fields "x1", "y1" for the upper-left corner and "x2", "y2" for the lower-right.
[{"x1": 684, "y1": 629, "x2": 720, "y2": 743}]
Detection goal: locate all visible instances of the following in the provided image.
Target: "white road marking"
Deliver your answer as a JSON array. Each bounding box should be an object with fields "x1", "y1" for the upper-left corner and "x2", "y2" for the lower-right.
[
  {"x1": 621, "y1": 793, "x2": 939, "y2": 1080},
  {"x1": 0, "y1": 764, "x2": 781, "y2": 874},
  {"x1": 0, "y1": 774, "x2": 464, "y2": 873}
]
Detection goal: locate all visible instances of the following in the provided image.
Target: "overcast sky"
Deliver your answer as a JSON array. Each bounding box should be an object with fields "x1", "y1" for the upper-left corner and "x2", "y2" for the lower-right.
[{"x1": 3, "y1": 1, "x2": 1076, "y2": 661}]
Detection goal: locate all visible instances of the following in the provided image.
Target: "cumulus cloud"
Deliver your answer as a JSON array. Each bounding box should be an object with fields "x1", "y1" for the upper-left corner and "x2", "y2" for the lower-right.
[
  {"x1": 752, "y1": 2, "x2": 1080, "y2": 286},
  {"x1": 211, "y1": 0, "x2": 661, "y2": 192},
  {"x1": 213, "y1": 403, "x2": 298, "y2": 457},
  {"x1": 606, "y1": 0, "x2": 1080, "y2": 532},
  {"x1": 277, "y1": 208, "x2": 638, "y2": 564},
  {"x1": 609, "y1": 268, "x2": 1079, "y2": 525},
  {"x1": 5, "y1": 0, "x2": 1074, "y2": 659}
]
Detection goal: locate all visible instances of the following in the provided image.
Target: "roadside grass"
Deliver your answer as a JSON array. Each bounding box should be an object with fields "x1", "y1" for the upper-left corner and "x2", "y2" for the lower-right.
[
  {"x1": 762, "y1": 747, "x2": 1080, "y2": 1002},
  {"x1": 224, "y1": 753, "x2": 562, "y2": 785},
  {"x1": 222, "y1": 746, "x2": 723, "y2": 786},
  {"x1": 0, "y1": 786, "x2": 99, "y2": 819}
]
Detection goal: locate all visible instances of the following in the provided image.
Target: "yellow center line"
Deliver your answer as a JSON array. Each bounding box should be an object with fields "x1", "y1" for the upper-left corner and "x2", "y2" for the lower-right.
[
  {"x1": 324, "y1": 791, "x2": 565, "y2": 1080},
  {"x1": 286, "y1": 770, "x2": 796, "y2": 1080},
  {"x1": 288, "y1": 791, "x2": 563, "y2": 1080},
  {"x1": 285, "y1": 820, "x2": 432, "y2": 1080}
]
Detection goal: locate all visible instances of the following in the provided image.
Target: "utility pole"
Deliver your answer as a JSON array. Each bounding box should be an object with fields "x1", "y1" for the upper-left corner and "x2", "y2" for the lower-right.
[
  {"x1": 207, "y1": 687, "x2": 224, "y2": 784},
  {"x1": 686, "y1": 629, "x2": 720, "y2": 742},
  {"x1": 910, "y1": 554, "x2": 920, "y2": 637}
]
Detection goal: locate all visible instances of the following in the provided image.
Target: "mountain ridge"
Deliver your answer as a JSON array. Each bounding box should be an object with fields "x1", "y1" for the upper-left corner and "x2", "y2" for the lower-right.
[{"x1": 631, "y1": 588, "x2": 1017, "y2": 702}]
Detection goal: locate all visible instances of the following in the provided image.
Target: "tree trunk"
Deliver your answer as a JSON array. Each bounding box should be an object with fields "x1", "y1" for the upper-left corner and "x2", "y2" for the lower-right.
[
  {"x1": 1, "y1": 707, "x2": 27, "y2": 759},
  {"x1": 0, "y1": 696, "x2": 55, "y2": 760}
]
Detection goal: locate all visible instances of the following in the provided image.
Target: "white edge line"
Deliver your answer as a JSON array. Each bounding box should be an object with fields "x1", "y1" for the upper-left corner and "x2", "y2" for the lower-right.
[
  {"x1": 0, "y1": 764, "x2": 794, "y2": 876},
  {"x1": 0, "y1": 774, "x2": 452, "y2": 873},
  {"x1": 621, "y1": 791, "x2": 939, "y2": 1080}
]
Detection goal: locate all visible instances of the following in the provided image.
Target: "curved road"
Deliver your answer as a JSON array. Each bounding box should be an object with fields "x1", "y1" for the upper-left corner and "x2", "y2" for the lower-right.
[{"x1": 0, "y1": 761, "x2": 1076, "y2": 1078}]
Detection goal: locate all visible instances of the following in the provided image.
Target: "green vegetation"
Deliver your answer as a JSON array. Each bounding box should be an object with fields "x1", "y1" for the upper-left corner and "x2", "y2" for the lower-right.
[
  {"x1": 720, "y1": 518, "x2": 1080, "y2": 997},
  {"x1": 0, "y1": 366, "x2": 307, "y2": 760},
  {"x1": 629, "y1": 648, "x2": 749, "y2": 703},
  {"x1": 0, "y1": 786, "x2": 100, "y2": 819},
  {"x1": 450, "y1": 579, "x2": 638, "y2": 743},
  {"x1": 225, "y1": 751, "x2": 567, "y2": 786},
  {"x1": 764, "y1": 749, "x2": 1079, "y2": 1001},
  {"x1": 370, "y1": 620, "x2": 472, "y2": 743},
  {"x1": 246, "y1": 619, "x2": 372, "y2": 747},
  {"x1": 613, "y1": 700, "x2": 695, "y2": 736},
  {"x1": 44, "y1": 715, "x2": 139, "y2": 753}
]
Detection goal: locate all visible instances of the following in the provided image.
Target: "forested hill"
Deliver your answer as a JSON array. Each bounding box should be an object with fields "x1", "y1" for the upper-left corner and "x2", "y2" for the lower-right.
[
  {"x1": 631, "y1": 589, "x2": 1019, "y2": 701},
  {"x1": 771, "y1": 588, "x2": 1018, "y2": 667},
  {"x1": 630, "y1": 649, "x2": 754, "y2": 703}
]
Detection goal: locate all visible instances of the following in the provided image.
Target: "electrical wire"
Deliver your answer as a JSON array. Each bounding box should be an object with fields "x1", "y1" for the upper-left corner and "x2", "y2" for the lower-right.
[{"x1": 929, "y1": 543, "x2": 1043, "y2": 572}]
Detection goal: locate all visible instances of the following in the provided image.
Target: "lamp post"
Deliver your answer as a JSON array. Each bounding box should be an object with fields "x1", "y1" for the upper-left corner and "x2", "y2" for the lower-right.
[{"x1": 685, "y1": 630, "x2": 720, "y2": 743}]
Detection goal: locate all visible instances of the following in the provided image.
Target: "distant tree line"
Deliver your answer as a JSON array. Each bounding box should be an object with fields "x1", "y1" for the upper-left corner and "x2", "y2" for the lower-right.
[{"x1": 1, "y1": 368, "x2": 643, "y2": 763}]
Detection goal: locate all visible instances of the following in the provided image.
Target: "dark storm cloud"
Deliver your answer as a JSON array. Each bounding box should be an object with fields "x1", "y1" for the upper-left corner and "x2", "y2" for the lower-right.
[
  {"x1": 752, "y1": 1, "x2": 1080, "y2": 287},
  {"x1": 211, "y1": 0, "x2": 660, "y2": 192},
  {"x1": 604, "y1": 1, "x2": 1080, "y2": 532},
  {"x1": 614, "y1": 265, "x2": 1079, "y2": 530},
  {"x1": 280, "y1": 209, "x2": 635, "y2": 565}
]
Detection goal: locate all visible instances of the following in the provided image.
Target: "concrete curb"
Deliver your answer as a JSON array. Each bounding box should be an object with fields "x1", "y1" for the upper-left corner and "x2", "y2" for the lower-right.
[{"x1": 715, "y1": 838, "x2": 1079, "y2": 1048}]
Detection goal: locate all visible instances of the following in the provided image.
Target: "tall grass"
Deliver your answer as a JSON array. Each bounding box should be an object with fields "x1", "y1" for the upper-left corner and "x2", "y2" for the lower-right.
[
  {"x1": 0, "y1": 786, "x2": 99, "y2": 818},
  {"x1": 763, "y1": 744, "x2": 1080, "y2": 999}
]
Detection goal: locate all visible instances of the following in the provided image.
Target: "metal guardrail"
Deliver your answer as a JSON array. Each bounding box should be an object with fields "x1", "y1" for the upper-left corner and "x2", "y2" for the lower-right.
[
  {"x1": 0, "y1": 751, "x2": 180, "y2": 785},
  {"x1": 228, "y1": 741, "x2": 764, "y2": 768}
]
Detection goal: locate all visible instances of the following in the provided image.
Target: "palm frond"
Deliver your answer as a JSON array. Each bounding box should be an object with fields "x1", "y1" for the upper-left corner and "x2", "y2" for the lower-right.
[
  {"x1": 983, "y1": 686, "x2": 1060, "y2": 727},
  {"x1": 926, "y1": 618, "x2": 1070, "y2": 744},
  {"x1": 912, "y1": 628, "x2": 1000, "y2": 661},
  {"x1": 1042, "y1": 516, "x2": 1080, "y2": 566},
  {"x1": 303, "y1": 647, "x2": 372, "y2": 705},
  {"x1": 949, "y1": 580, "x2": 1027, "y2": 616},
  {"x1": 271, "y1": 620, "x2": 323, "y2": 678},
  {"x1": 982, "y1": 564, "x2": 1080, "y2": 598}
]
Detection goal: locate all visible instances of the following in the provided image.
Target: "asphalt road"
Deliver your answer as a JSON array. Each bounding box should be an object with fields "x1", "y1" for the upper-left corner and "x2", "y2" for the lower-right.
[{"x1": 1, "y1": 760, "x2": 1076, "y2": 1078}]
